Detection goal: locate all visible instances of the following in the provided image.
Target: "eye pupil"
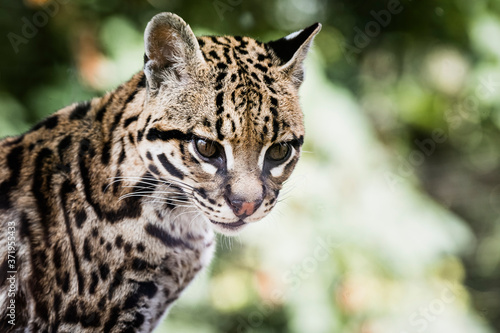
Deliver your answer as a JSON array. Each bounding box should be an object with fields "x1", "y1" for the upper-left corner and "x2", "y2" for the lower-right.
[
  {"x1": 195, "y1": 139, "x2": 218, "y2": 158},
  {"x1": 267, "y1": 143, "x2": 290, "y2": 161}
]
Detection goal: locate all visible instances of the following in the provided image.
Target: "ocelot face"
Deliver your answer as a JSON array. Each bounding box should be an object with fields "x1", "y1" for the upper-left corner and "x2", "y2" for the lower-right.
[{"x1": 137, "y1": 13, "x2": 320, "y2": 234}]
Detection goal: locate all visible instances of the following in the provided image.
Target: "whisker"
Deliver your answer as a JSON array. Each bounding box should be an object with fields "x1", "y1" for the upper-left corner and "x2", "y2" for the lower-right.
[
  {"x1": 144, "y1": 200, "x2": 195, "y2": 209},
  {"x1": 119, "y1": 190, "x2": 190, "y2": 199},
  {"x1": 187, "y1": 212, "x2": 204, "y2": 229},
  {"x1": 172, "y1": 209, "x2": 200, "y2": 221},
  {"x1": 108, "y1": 176, "x2": 195, "y2": 192},
  {"x1": 118, "y1": 191, "x2": 186, "y2": 199},
  {"x1": 118, "y1": 193, "x2": 194, "y2": 205},
  {"x1": 277, "y1": 196, "x2": 290, "y2": 204}
]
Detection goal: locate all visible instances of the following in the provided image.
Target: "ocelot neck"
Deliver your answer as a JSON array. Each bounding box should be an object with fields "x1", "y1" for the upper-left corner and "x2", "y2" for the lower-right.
[{"x1": 78, "y1": 71, "x2": 153, "y2": 223}]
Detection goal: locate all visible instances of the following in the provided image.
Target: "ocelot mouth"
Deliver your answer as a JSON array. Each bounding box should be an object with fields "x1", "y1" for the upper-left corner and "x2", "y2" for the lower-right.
[{"x1": 210, "y1": 220, "x2": 246, "y2": 229}]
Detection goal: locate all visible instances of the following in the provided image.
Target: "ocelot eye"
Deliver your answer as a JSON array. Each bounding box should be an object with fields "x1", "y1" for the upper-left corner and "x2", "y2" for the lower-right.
[
  {"x1": 266, "y1": 143, "x2": 291, "y2": 162},
  {"x1": 195, "y1": 138, "x2": 222, "y2": 159}
]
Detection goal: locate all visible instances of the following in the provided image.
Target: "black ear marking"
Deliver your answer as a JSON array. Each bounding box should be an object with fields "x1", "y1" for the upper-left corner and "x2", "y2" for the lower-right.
[
  {"x1": 266, "y1": 23, "x2": 321, "y2": 87},
  {"x1": 267, "y1": 23, "x2": 321, "y2": 66}
]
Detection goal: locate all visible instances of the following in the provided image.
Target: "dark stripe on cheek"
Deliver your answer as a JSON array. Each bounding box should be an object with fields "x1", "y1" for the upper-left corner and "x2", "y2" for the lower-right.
[
  {"x1": 148, "y1": 164, "x2": 160, "y2": 175},
  {"x1": 123, "y1": 116, "x2": 139, "y2": 128},
  {"x1": 195, "y1": 187, "x2": 207, "y2": 199},
  {"x1": 146, "y1": 128, "x2": 191, "y2": 142},
  {"x1": 157, "y1": 153, "x2": 184, "y2": 180}
]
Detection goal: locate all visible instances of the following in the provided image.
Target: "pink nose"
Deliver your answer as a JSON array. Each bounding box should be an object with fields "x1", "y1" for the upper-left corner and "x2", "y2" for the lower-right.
[{"x1": 226, "y1": 197, "x2": 263, "y2": 218}]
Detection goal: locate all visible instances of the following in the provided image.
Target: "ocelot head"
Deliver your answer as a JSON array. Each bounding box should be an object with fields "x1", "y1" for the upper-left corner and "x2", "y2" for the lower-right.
[{"x1": 137, "y1": 12, "x2": 320, "y2": 234}]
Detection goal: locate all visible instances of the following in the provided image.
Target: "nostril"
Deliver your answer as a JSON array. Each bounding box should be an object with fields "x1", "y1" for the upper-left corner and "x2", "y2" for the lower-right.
[
  {"x1": 225, "y1": 195, "x2": 263, "y2": 218},
  {"x1": 226, "y1": 196, "x2": 242, "y2": 211}
]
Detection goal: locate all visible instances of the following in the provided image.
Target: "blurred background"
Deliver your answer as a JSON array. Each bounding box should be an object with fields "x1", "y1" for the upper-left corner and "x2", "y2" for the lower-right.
[{"x1": 1, "y1": 0, "x2": 499, "y2": 332}]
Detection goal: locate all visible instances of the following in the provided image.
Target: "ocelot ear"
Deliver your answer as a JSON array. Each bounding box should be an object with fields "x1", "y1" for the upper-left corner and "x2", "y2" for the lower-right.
[
  {"x1": 143, "y1": 12, "x2": 205, "y2": 89},
  {"x1": 267, "y1": 23, "x2": 321, "y2": 88}
]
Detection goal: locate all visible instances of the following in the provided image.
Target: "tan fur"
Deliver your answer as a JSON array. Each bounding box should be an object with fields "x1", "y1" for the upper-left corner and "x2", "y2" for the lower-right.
[{"x1": 0, "y1": 12, "x2": 319, "y2": 332}]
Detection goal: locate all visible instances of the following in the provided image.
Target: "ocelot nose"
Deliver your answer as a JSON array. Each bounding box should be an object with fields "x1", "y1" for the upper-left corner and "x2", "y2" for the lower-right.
[{"x1": 225, "y1": 196, "x2": 263, "y2": 218}]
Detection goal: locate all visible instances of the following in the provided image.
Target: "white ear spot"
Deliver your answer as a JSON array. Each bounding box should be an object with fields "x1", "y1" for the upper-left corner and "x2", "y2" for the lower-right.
[
  {"x1": 284, "y1": 30, "x2": 302, "y2": 40},
  {"x1": 266, "y1": 23, "x2": 321, "y2": 88}
]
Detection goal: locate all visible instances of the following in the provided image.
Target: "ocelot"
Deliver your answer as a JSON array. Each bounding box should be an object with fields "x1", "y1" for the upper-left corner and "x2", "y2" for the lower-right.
[{"x1": 0, "y1": 12, "x2": 320, "y2": 333}]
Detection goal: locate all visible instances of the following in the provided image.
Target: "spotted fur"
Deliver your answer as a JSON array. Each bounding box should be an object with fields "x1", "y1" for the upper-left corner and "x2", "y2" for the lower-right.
[{"x1": 0, "y1": 12, "x2": 320, "y2": 332}]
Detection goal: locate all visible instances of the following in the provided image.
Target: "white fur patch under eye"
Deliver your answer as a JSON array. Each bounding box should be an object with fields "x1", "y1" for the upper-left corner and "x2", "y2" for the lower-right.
[
  {"x1": 150, "y1": 143, "x2": 164, "y2": 156},
  {"x1": 270, "y1": 163, "x2": 286, "y2": 177},
  {"x1": 188, "y1": 143, "x2": 217, "y2": 175},
  {"x1": 151, "y1": 142, "x2": 193, "y2": 176},
  {"x1": 258, "y1": 143, "x2": 273, "y2": 170},
  {"x1": 223, "y1": 143, "x2": 235, "y2": 170},
  {"x1": 270, "y1": 147, "x2": 295, "y2": 178}
]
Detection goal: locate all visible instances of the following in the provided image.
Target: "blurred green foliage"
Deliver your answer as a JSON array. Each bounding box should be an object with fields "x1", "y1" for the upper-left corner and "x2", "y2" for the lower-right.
[{"x1": 1, "y1": 0, "x2": 499, "y2": 332}]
